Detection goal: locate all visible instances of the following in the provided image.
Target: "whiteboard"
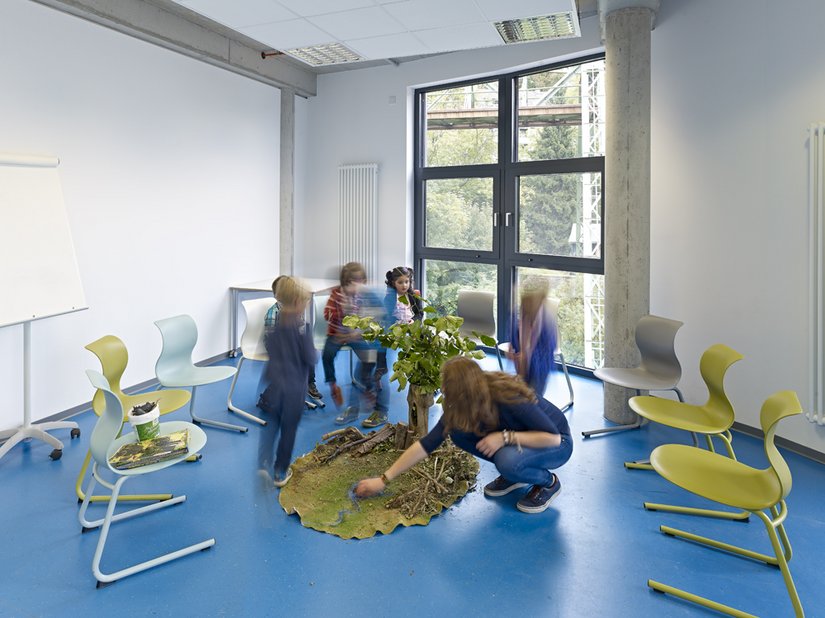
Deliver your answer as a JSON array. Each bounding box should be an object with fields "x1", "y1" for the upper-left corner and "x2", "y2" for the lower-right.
[{"x1": 0, "y1": 153, "x2": 87, "y2": 328}]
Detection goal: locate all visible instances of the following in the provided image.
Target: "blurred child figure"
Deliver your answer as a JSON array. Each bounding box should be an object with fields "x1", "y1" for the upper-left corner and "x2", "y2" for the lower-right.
[
  {"x1": 257, "y1": 277, "x2": 316, "y2": 487},
  {"x1": 362, "y1": 266, "x2": 424, "y2": 428},
  {"x1": 263, "y1": 276, "x2": 323, "y2": 402},
  {"x1": 508, "y1": 277, "x2": 558, "y2": 399},
  {"x1": 322, "y1": 262, "x2": 388, "y2": 425}
]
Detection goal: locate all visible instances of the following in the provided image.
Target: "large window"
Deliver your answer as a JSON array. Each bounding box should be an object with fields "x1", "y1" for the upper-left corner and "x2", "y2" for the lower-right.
[{"x1": 414, "y1": 56, "x2": 605, "y2": 370}]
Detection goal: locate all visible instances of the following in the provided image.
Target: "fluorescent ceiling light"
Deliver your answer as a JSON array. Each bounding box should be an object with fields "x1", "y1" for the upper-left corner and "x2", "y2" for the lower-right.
[
  {"x1": 285, "y1": 42, "x2": 363, "y2": 66},
  {"x1": 495, "y1": 12, "x2": 579, "y2": 44}
]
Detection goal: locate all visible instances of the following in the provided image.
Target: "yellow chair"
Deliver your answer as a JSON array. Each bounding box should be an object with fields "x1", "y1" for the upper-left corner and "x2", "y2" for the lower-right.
[
  {"x1": 647, "y1": 390, "x2": 805, "y2": 617},
  {"x1": 627, "y1": 343, "x2": 743, "y2": 481},
  {"x1": 77, "y1": 335, "x2": 191, "y2": 503}
]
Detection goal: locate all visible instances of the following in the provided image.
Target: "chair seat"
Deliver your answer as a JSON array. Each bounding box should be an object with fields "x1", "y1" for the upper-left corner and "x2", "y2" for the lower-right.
[
  {"x1": 159, "y1": 364, "x2": 236, "y2": 388},
  {"x1": 650, "y1": 444, "x2": 782, "y2": 511},
  {"x1": 629, "y1": 396, "x2": 731, "y2": 434},
  {"x1": 106, "y1": 420, "x2": 207, "y2": 476},
  {"x1": 594, "y1": 366, "x2": 678, "y2": 391}
]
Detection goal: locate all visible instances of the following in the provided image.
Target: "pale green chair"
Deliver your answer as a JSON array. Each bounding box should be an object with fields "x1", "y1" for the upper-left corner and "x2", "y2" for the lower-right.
[
  {"x1": 647, "y1": 390, "x2": 805, "y2": 617},
  {"x1": 78, "y1": 370, "x2": 214, "y2": 588},
  {"x1": 78, "y1": 334, "x2": 192, "y2": 503},
  {"x1": 154, "y1": 314, "x2": 245, "y2": 433},
  {"x1": 628, "y1": 343, "x2": 743, "y2": 484}
]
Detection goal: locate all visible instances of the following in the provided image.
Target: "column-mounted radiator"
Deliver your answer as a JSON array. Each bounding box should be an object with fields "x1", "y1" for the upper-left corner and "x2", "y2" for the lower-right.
[
  {"x1": 338, "y1": 163, "x2": 378, "y2": 284},
  {"x1": 809, "y1": 123, "x2": 825, "y2": 425}
]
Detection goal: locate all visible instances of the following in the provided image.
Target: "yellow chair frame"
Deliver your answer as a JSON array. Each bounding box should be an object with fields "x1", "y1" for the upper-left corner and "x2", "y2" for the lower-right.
[{"x1": 647, "y1": 390, "x2": 805, "y2": 617}]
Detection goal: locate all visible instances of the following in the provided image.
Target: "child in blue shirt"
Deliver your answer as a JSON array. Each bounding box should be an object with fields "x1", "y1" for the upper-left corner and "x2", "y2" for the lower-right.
[{"x1": 257, "y1": 277, "x2": 317, "y2": 487}]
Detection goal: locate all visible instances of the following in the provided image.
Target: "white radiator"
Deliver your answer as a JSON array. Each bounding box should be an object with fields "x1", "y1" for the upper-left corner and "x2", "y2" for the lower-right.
[
  {"x1": 338, "y1": 163, "x2": 379, "y2": 284},
  {"x1": 809, "y1": 123, "x2": 825, "y2": 424}
]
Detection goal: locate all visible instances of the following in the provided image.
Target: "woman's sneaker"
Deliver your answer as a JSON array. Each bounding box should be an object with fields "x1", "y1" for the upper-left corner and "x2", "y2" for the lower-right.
[
  {"x1": 362, "y1": 411, "x2": 388, "y2": 428},
  {"x1": 483, "y1": 475, "x2": 528, "y2": 497},
  {"x1": 516, "y1": 475, "x2": 561, "y2": 513}
]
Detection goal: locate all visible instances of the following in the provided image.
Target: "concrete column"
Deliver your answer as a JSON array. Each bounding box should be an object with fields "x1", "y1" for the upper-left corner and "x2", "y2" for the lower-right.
[
  {"x1": 279, "y1": 89, "x2": 295, "y2": 275},
  {"x1": 601, "y1": 4, "x2": 656, "y2": 423}
]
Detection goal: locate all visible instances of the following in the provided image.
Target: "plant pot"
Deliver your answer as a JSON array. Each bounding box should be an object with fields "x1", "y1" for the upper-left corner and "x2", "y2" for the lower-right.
[{"x1": 128, "y1": 403, "x2": 160, "y2": 441}]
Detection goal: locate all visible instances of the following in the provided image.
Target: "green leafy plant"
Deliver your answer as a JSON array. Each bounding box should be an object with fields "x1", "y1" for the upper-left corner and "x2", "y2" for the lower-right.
[{"x1": 342, "y1": 297, "x2": 492, "y2": 398}]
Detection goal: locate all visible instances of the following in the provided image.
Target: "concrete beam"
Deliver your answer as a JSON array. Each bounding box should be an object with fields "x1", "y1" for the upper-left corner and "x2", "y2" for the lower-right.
[{"x1": 31, "y1": 0, "x2": 317, "y2": 97}]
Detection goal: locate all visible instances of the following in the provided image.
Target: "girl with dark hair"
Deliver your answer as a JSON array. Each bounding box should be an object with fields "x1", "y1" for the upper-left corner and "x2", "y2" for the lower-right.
[{"x1": 356, "y1": 356, "x2": 572, "y2": 513}]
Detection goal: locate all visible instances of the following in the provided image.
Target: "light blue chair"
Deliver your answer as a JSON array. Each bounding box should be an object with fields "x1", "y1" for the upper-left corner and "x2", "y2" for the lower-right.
[
  {"x1": 78, "y1": 370, "x2": 214, "y2": 588},
  {"x1": 154, "y1": 314, "x2": 246, "y2": 433}
]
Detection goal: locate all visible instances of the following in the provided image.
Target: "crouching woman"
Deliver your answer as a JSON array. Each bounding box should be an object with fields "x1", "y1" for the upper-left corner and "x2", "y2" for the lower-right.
[{"x1": 355, "y1": 356, "x2": 572, "y2": 513}]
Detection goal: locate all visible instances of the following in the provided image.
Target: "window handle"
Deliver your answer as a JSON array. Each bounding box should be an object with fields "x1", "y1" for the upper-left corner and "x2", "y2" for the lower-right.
[
  {"x1": 493, "y1": 212, "x2": 498, "y2": 227},
  {"x1": 505, "y1": 212, "x2": 512, "y2": 227}
]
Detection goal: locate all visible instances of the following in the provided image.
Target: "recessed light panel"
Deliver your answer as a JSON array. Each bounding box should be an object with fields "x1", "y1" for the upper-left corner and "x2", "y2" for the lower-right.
[
  {"x1": 495, "y1": 12, "x2": 579, "y2": 44},
  {"x1": 285, "y1": 42, "x2": 363, "y2": 66}
]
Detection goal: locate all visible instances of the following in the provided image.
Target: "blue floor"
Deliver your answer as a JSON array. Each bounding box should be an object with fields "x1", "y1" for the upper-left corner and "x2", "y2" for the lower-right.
[{"x1": 2, "y1": 354, "x2": 824, "y2": 617}]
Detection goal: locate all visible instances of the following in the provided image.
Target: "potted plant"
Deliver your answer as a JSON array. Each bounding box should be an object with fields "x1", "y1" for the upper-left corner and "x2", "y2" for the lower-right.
[{"x1": 343, "y1": 297, "x2": 490, "y2": 438}]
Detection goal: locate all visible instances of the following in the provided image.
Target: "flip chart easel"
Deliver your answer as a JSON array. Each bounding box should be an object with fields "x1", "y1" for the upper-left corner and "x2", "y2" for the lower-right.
[{"x1": 0, "y1": 153, "x2": 88, "y2": 462}]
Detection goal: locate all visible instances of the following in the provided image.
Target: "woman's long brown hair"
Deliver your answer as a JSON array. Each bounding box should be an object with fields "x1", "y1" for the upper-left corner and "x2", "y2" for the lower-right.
[{"x1": 439, "y1": 356, "x2": 537, "y2": 436}]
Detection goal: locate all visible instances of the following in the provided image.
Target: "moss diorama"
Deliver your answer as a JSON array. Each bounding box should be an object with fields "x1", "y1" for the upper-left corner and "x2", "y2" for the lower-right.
[{"x1": 279, "y1": 423, "x2": 479, "y2": 539}]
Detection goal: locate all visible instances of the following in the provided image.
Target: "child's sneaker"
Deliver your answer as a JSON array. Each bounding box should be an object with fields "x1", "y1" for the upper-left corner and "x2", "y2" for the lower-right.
[
  {"x1": 334, "y1": 406, "x2": 359, "y2": 425},
  {"x1": 273, "y1": 468, "x2": 293, "y2": 488},
  {"x1": 308, "y1": 382, "x2": 323, "y2": 400},
  {"x1": 483, "y1": 475, "x2": 528, "y2": 497},
  {"x1": 362, "y1": 411, "x2": 388, "y2": 428},
  {"x1": 516, "y1": 475, "x2": 561, "y2": 513}
]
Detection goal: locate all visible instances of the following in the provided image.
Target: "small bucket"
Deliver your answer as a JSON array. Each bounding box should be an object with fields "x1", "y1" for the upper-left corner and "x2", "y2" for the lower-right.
[{"x1": 128, "y1": 402, "x2": 160, "y2": 441}]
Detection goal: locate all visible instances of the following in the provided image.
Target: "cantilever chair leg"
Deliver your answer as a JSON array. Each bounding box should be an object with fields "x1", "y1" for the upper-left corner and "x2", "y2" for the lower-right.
[
  {"x1": 225, "y1": 358, "x2": 266, "y2": 426},
  {"x1": 190, "y1": 386, "x2": 248, "y2": 433},
  {"x1": 649, "y1": 504, "x2": 802, "y2": 618},
  {"x1": 557, "y1": 352, "x2": 574, "y2": 412},
  {"x1": 79, "y1": 467, "x2": 215, "y2": 587}
]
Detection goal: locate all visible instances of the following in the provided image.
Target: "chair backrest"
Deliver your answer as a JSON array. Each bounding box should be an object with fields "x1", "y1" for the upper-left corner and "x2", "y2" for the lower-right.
[
  {"x1": 240, "y1": 298, "x2": 276, "y2": 361},
  {"x1": 635, "y1": 314, "x2": 684, "y2": 383},
  {"x1": 698, "y1": 343, "x2": 744, "y2": 415},
  {"x1": 313, "y1": 294, "x2": 330, "y2": 349},
  {"x1": 154, "y1": 314, "x2": 198, "y2": 382},
  {"x1": 85, "y1": 334, "x2": 129, "y2": 415},
  {"x1": 456, "y1": 290, "x2": 496, "y2": 337},
  {"x1": 84, "y1": 369, "x2": 125, "y2": 467},
  {"x1": 760, "y1": 390, "x2": 802, "y2": 500}
]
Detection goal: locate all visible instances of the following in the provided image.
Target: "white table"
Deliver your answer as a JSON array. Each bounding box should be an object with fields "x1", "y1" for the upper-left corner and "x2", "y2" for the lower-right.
[{"x1": 228, "y1": 277, "x2": 338, "y2": 356}]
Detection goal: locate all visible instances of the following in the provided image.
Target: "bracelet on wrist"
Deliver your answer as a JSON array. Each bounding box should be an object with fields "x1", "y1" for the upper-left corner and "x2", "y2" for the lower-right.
[{"x1": 380, "y1": 472, "x2": 390, "y2": 485}]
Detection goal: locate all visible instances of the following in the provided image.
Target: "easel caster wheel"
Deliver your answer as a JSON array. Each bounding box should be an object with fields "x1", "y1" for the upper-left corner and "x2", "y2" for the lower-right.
[
  {"x1": 50, "y1": 448, "x2": 63, "y2": 460},
  {"x1": 71, "y1": 428, "x2": 81, "y2": 439}
]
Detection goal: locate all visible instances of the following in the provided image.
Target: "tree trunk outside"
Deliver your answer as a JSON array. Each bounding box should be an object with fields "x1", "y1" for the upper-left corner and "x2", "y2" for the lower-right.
[{"x1": 407, "y1": 385, "x2": 434, "y2": 438}]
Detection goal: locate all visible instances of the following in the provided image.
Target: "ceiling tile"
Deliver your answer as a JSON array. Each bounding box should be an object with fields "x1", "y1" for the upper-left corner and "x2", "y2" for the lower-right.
[
  {"x1": 347, "y1": 32, "x2": 431, "y2": 59},
  {"x1": 414, "y1": 22, "x2": 502, "y2": 53},
  {"x1": 276, "y1": 0, "x2": 375, "y2": 18},
  {"x1": 473, "y1": 0, "x2": 576, "y2": 22},
  {"x1": 310, "y1": 6, "x2": 406, "y2": 41},
  {"x1": 240, "y1": 18, "x2": 335, "y2": 50},
  {"x1": 177, "y1": 0, "x2": 296, "y2": 29},
  {"x1": 383, "y1": 0, "x2": 485, "y2": 31}
]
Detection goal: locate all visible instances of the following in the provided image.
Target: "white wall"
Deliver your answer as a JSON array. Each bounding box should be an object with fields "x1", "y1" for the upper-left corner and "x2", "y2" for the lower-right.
[
  {"x1": 296, "y1": 17, "x2": 603, "y2": 282},
  {"x1": 650, "y1": 0, "x2": 825, "y2": 451},
  {"x1": 0, "y1": 0, "x2": 280, "y2": 429}
]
